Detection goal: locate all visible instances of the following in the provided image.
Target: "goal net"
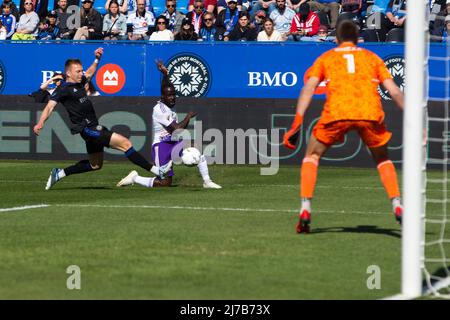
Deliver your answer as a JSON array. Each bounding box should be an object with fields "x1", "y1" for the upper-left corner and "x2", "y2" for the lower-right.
[{"x1": 402, "y1": 0, "x2": 450, "y2": 299}]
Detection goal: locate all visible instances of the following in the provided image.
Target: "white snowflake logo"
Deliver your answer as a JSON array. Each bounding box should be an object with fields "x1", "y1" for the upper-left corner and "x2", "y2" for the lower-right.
[{"x1": 166, "y1": 55, "x2": 210, "y2": 97}]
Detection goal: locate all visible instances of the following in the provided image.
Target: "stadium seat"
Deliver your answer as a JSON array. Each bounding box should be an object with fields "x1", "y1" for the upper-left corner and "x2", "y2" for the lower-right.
[
  {"x1": 336, "y1": 12, "x2": 361, "y2": 28},
  {"x1": 386, "y1": 28, "x2": 404, "y2": 43},
  {"x1": 361, "y1": 28, "x2": 380, "y2": 42},
  {"x1": 177, "y1": 0, "x2": 189, "y2": 14},
  {"x1": 152, "y1": 0, "x2": 166, "y2": 17}
]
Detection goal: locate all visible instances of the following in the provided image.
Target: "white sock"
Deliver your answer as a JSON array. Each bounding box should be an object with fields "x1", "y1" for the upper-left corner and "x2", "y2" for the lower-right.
[
  {"x1": 197, "y1": 155, "x2": 211, "y2": 182},
  {"x1": 392, "y1": 197, "x2": 402, "y2": 209},
  {"x1": 301, "y1": 198, "x2": 311, "y2": 213},
  {"x1": 58, "y1": 169, "x2": 66, "y2": 179},
  {"x1": 134, "y1": 176, "x2": 155, "y2": 188}
]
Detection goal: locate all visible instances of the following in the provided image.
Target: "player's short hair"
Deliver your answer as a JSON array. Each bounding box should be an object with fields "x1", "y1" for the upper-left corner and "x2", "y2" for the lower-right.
[
  {"x1": 161, "y1": 80, "x2": 175, "y2": 96},
  {"x1": 64, "y1": 59, "x2": 82, "y2": 72},
  {"x1": 336, "y1": 20, "x2": 359, "y2": 45}
]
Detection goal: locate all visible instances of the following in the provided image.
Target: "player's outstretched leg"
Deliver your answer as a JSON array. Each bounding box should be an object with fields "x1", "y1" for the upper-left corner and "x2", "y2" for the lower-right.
[
  {"x1": 370, "y1": 145, "x2": 403, "y2": 225},
  {"x1": 45, "y1": 159, "x2": 98, "y2": 190},
  {"x1": 197, "y1": 155, "x2": 221, "y2": 189},
  {"x1": 117, "y1": 170, "x2": 173, "y2": 188},
  {"x1": 109, "y1": 133, "x2": 171, "y2": 177}
]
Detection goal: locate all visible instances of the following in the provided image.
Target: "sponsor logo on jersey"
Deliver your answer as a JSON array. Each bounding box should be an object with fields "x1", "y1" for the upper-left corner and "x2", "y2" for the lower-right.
[
  {"x1": 96, "y1": 64, "x2": 126, "y2": 94},
  {"x1": 379, "y1": 55, "x2": 405, "y2": 100},
  {"x1": 0, "y1": 60, "x2": 6, "y2": 93},
  {"x1": 166, "y1": 54, "x2": 211, "y2": 97}
]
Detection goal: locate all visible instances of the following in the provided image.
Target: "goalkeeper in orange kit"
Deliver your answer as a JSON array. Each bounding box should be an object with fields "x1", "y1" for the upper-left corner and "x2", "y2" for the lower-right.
[{"x1": 283, "y1": 21, "x2": 405, "y2": 234}]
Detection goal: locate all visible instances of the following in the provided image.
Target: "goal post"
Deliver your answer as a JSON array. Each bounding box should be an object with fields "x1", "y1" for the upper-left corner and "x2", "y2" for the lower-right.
[{"x1": 401, "y1": 0, "x2": 428, "y2": 298}]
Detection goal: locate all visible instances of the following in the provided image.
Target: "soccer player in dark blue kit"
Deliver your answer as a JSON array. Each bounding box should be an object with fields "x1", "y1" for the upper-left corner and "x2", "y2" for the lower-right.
[{"x1": 33, "y1": 47, "x2": 171, "y2": 190}]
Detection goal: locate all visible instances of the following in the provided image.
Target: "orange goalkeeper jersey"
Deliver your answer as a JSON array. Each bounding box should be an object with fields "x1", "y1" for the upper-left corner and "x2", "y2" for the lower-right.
[{"x1": 307, "y1": 42, "x2": 393, "y2": 124}]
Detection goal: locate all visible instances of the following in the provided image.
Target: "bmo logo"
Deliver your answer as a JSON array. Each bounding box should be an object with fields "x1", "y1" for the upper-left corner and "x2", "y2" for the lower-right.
[
  {"x1": 248, "y1": 72, "x2": 298, "y2": 87},
  {"x1": 96, "y1": 64, "x2": 126, "y2": 94}
]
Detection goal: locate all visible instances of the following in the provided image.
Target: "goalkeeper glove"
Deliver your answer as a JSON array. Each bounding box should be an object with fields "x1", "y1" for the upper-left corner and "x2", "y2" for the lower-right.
[{"x1": 283, "y1": 113, "x2": 303, "y2": 149}]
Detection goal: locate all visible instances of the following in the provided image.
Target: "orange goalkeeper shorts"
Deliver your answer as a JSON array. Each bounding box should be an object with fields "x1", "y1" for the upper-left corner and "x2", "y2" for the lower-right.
[{"x1": 312, "y1": 120, "x2": 392, "y2": 148}]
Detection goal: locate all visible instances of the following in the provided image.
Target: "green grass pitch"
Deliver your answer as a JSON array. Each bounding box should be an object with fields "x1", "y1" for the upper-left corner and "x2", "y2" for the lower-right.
[{"x1": 0, "y1": 160, "x2": 447, "y2": 299}]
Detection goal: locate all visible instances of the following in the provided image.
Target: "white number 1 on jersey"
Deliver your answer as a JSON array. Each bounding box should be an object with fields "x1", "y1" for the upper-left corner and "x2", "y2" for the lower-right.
[{"x1": 343, "y1": 54, "x2": 355, "y2": 74}]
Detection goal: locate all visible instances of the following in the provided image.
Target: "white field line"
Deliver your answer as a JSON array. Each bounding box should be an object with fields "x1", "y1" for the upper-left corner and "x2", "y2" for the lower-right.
[
  {"x1": 0, "y1": 204, "x2": 50, "y2": 212},
  {"x1": 51, "y1": 203, "x2": 391, "y2": 215}
]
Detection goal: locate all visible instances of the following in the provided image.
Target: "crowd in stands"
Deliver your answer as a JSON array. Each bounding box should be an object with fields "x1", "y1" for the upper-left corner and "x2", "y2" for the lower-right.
[{"x1": 0, "y1": 0, "x2": 449, "y2": 42}]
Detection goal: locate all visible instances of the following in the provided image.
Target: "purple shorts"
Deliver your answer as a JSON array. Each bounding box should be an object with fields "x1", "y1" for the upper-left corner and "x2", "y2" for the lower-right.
[{"x1": 152, "y1": 140, "x2": 184, "y2": 177}]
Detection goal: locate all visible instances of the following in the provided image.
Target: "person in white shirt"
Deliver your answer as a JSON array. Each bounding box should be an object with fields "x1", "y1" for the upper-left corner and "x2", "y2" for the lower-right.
[
  {"x1": 126, "y1": 0, "x2": 155, "y2": 40},
  {"x1": 11, "y1": 1, "x2": 39, "y2": 40},
  {"x1": 257, "y1": 17, "x2": 284, "y2": 41},
  {"x1": 149, "y1": 15, "x2": 174, "y2": 41},
  {"x1": 0, "y1": 20, "x2": 7, "y2": 40},
  {"x1": 117, "y1": 61, "x2": 222, "y2": 189}
]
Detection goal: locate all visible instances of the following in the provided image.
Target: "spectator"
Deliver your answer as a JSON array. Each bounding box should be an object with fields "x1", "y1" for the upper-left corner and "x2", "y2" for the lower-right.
[
  {"x1": 150, "y1": 15, "x2": 174, "y2": 40},
  {"x1": 198, "y1": 11, "x2": 224, "y2": 40},
  {"x1": 307, "y1": 0, "x2": 340, "y2": 30},
  {"x1": 11, "y1": 1, "x2": 39, "y2": 40},
  {"x1": 431, "y1": 0, "x2": 449, "y2": 41},
  {"x1": 125, "y1": 0, "x2": 153, "y2": 15},
  {"x1": 0, "y1": 18, "x2": 6, "y2": 39},
  {"x1": 19, "y1": 0, "x2": 49, "y2": 19},
  {"x1": 55, "y1": 0, "x2": 74, "y2": 39},
  {"x1": 270, "y1": 0, "x2": 295, "y2": 36},
  {"x1": 52, "y1": 0, "x2": 79, "y2": 9},
  {"x1": 217, "y1": 0, "x2": 241, "y2": 14},
  {"x1": 289, "y1": 2, "x2": 319, "y2": 40},
  {"x1": 104, "y1": 0, "x2": 128, "y2": 14},
  {"x1": 1, "y1": 2, "x2": 17, "y2": 39},
  {"x1": 251, "y1": 0, "x2": 276, "y2": 18},
  {"x1": 2, "y1": 0, "x2": 19, "y2": 20},
  {"x1": 386, "y1": 0, "x2": 406, "y2": 29},
  {"x1": 287, "y1": 0, "x2": 306, "y2": 13},
  {"x1": 185, "y1": 0, "x2": 206, "y2": 34},
  {"x1": 163, "y1": 0, "x2": 185, "y2": 35},
  {"x1": 73, "y1": 0, "x2": 103, "y2": 40},
  {"x1": 188, "y1": 0, "x2": 217, "y2": 13},
  {"x1": 216, "y1": 0, "x2": 239, "y2": 37},
  {"x1": 126, "y1": 0, "x2": 155, "y2": 40},
  {"x1": 365, "y1": 0, "x2": 391, "y2": 41},
  {"x1": 251, "y1": 9, "x2": 266, "y2": 33},
  {"x1": 299, "y1": 23, "x2": 334, "y2": 41},
  {"x1": 257, "y1": 17, "x2": 283, "y2": 40},
  {"x1": 103, "y1": 0, "x2": 127, "y2": 40},
  {"x1": 341, "y1": 0, "x2": 366, "y2": 15},
  {"x1": 174, "y1": 16, "x2": 198, "y2": 39},
  {"x1": 37, "y1": 10, "x2": 60, "y2": 39},
  {"x1": 225, "y1": 11, "x2": 257, "y2": 40}
]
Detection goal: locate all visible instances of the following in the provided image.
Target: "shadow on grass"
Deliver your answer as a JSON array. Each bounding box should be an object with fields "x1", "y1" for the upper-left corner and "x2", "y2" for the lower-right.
[{"x1": 311, "y1": 225, "x2": 401, "y2": 238}]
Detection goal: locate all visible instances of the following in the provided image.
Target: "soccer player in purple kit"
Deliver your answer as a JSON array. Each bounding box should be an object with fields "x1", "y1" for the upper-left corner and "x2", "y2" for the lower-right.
[{"x1": 116, "y1": 60, "x2": 222, "y2": 189}]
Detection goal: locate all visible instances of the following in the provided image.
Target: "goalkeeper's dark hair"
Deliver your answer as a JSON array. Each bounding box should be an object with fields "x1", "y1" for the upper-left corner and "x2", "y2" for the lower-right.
[{"x1": 336, "y1": 20, "x2": 359, "y2": 45}]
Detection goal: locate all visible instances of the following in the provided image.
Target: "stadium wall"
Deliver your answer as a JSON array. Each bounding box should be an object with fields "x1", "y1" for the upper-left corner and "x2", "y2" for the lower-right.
[
  {"x1": 0, "y1": 95, "x2": 407, "y2": 166},
  {"x1": 0, "y1": 41, "x2": 447, "y2": 99}
]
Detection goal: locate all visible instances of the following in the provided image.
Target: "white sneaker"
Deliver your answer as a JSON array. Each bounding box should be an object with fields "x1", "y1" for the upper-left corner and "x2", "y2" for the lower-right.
[
  {"x1": 150, "y1": 160, "x2": 173, "y2": 178},
  {"x1": 203, "y1": 180, "x2": 222, "y2": 189},
  {"x1": 116, "y1": 170, "x2": 138, "y2": 187}
]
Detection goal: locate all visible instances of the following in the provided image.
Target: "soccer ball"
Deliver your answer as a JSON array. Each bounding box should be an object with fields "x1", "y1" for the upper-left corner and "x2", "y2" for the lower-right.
[{"x1": 181, "y1": 147, "x2": 201, "y2": 166}]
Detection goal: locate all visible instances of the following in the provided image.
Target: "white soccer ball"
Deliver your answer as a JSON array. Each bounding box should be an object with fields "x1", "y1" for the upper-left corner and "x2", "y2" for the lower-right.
[{"x1": 181, "y1": 147, "x2": 201, "y2": 166}]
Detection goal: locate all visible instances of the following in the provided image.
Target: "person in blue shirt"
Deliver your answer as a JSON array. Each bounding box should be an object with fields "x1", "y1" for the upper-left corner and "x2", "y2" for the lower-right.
[
  {"x1": 0, "y1": 2, "x2": 16, "y2": 39},
  {"x1": 386, "y1": 0, "x2": 406, "y2": 28},
  {"x1": 37, "y1": 10, "x2": 60, "y2": 39},
  {"x1": 198, "y1": 11, "x2": 224, "y2": 41}
]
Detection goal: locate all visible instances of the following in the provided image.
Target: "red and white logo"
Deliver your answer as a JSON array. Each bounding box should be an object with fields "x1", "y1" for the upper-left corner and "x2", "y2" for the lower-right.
[
  {"x1": 304, "y1": 67, "x2": 328, "y2": 95},
  {"x1": 96, "y1": 64, "x2": 126, "y2": 94}
]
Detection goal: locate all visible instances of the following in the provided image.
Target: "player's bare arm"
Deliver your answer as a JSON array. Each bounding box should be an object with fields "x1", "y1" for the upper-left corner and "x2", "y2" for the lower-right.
[
  {"x1": 155, "y1": 59, "x2": 168, "y2": 76},
  {"x1": 165, "y1": 111, "x2": 198, "y2": 133},
  {"x1": 382, "y1": 78, "x2": 404, "y2": 110},
  {"x1": 85, "y1": 47, "x2": 103, "y2": 81},
  {"x1": 33, "y1": 100, "x2": 58, "y2": 136}
]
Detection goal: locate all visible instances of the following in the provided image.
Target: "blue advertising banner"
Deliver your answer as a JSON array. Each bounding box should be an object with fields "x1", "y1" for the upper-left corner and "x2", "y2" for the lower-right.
[{"x1": 0, "y1": 41, "x2": 447, "y2": 100}]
